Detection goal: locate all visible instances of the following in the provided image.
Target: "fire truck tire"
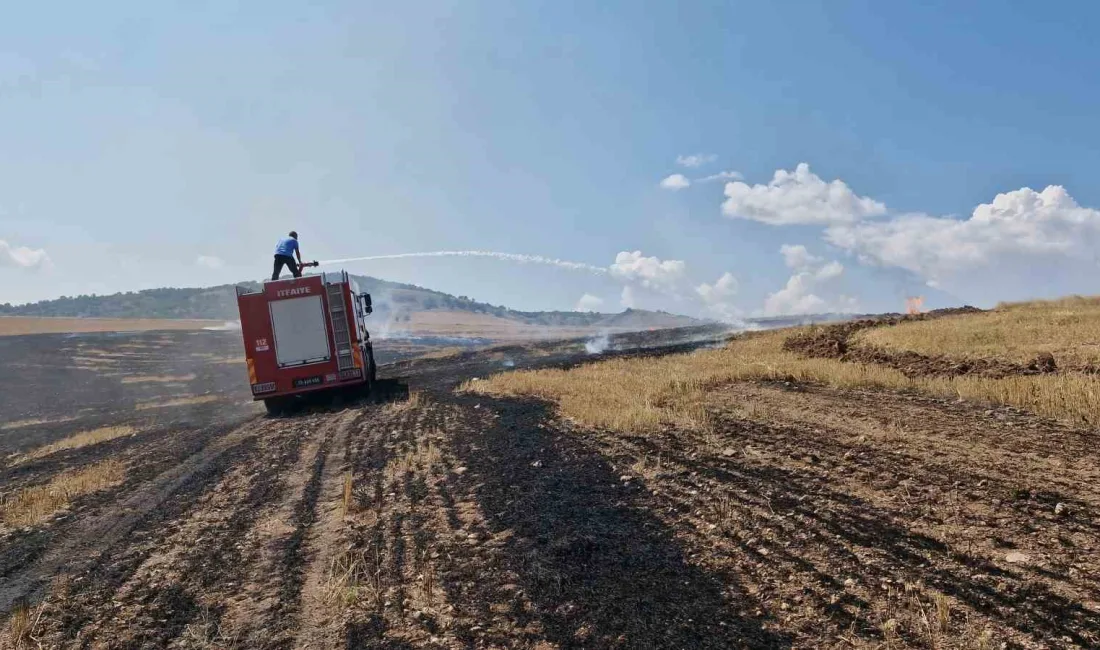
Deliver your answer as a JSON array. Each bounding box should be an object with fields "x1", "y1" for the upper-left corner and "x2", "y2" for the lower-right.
[
  {"x1": 368, "y1": 350, "x2": 377, "y2": 383},
  {"x1": 263, "y1": 397, "x2": 286, "y2": 416}
]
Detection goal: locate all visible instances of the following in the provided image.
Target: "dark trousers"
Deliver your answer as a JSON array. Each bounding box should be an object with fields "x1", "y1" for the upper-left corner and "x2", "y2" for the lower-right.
[{"x1": 272, "y1": 255, "x2": 301, "y2": 280}]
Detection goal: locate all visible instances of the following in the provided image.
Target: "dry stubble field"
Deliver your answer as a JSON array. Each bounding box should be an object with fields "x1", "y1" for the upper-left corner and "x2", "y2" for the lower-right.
[{"x1": 0, "y1": 309, "x2": 1097, "y2": 649}]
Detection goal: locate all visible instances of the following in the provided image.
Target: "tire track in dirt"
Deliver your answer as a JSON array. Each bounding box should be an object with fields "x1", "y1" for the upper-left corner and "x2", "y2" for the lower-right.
[
  {"x1": 0, "y1": 418, "x2": 265, "y2": 617},
  {"x1": 0, "y1": 423, "x2": 214, "y2": 584},
  {"x1": 575, "y1": 381, "x2": 1100, "y2": 648},
  {"x1": 168, "y1": 408, "x2": 354, "y2": 646},
  {"x1": 336, "y1": 391, "x2": 784, "y2": 649},
  {"x1": 39, "y1": 413, "x2": 316, "y2": 647},
  {"x1": 256, "y1": 408, "x2": 360, "y2": 648},
  {"x1": 319, "y1": 396, "x2": 481, "y2": 648}
]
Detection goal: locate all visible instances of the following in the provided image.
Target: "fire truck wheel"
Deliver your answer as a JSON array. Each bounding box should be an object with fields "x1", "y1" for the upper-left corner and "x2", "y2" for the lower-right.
[
  {"x1": 263, "y1": 397, "x2": 286, "y2": 416},
  {"x1": 367, "y1": 348, "x2": 377, "y2": 383}
]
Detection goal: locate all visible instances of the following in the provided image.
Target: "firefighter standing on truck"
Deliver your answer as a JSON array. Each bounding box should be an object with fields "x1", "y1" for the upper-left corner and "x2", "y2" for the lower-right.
[{"x1": 272, "y1": 231, "x2": 304, "y2": 280}]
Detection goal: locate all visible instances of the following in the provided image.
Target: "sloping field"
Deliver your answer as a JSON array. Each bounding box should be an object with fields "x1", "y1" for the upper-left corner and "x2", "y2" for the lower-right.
[
  {"x1": 855, "y1": 296, "x2": 1100, "y2": 368},
  {"x1": 0, "y1": 311, "x2": 628, "y2": 341},
  {"x1": 392, "y1": 310, "x2": 626, "y2": 340},
  {"x1": 0, "y1": 311, "x2": 1097, "y2": 648},
  {"x1": 0, "y1": 317, "x2": 222, "y2": 336}
]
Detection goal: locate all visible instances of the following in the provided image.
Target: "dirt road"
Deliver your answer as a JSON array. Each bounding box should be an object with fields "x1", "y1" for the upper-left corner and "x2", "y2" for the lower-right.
[{"x1": 1, "y1": 328, "x2": 1097, "y2": 648}]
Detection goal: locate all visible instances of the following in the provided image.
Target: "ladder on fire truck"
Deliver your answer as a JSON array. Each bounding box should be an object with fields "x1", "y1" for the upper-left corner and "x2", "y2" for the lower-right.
[{"x1": 326, "y1": 281, "x2": 356, "y2": 372}]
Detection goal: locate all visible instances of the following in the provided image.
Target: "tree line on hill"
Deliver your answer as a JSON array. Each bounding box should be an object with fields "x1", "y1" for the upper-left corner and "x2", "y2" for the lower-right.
[{"x1": 0, "y1": 275, "x2": 701, "y2": 328}]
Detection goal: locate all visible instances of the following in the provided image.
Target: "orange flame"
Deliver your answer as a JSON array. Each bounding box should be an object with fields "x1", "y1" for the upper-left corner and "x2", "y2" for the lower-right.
[{"x1": 906, "y1": 296, "x2": 924, "y2": 315}]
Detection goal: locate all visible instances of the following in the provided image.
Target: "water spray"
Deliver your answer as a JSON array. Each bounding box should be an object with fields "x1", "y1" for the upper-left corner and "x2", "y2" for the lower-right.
[{"x1": 316, "y1": 250, "x2": 608, "y2": 274}]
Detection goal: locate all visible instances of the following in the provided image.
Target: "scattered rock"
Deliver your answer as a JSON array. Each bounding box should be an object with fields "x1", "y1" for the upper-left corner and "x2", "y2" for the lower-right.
[
  {"x1": 1029, "y1": 352, "x2": 1057, "y2": 373},
  {"x1": 844, "y1": 578, "x2": 856, "y2": 588},
  {"x1": 1005, "y1": 552, "x2": 1030, "y2": 564},
  {"x1": 619, "y1": 475, "x2": 632, "y2": 483},
  {"x1": 1055, "y1": 502, "x2": 1068, "y2": 516},
  {"x1": 722, "y1": 447, "x2": 736, "y2": 457},
  {"x1": 531, "y1": 460, "x2": 543, "y2": 468},
  {"x1": 454, "y1": 466, "x2": 468, "y2": 476}
]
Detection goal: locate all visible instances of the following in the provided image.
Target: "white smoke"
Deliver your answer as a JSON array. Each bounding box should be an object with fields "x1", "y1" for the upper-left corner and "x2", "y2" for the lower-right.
[
  {"x1": 584, "y1": 332, "x2": 611, "y2": 354},
  {"x1": 0, "y1": 239, "x2": 51, "y2": 270},
  {"x1": 318, "y1": 250, "x2": 607, "y2": 274},
  {"x1": 196, "y1": 254, "x2": 225, "y2": 270},
  {"x1": 762, "y1": 244, "x2": 855, "y2": 316},
  {"x1": 574, "y1": 293, "x2": 605, "y2": 312}
]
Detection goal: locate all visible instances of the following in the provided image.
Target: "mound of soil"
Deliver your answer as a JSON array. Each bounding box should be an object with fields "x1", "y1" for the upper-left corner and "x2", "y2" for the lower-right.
[{"x1": 782, "y1": 315, "x2": 1058, "y2": 379}]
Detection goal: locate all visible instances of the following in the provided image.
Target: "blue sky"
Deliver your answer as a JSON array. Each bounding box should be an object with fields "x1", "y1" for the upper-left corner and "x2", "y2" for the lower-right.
[{"x1": 3, "y1": 1, "x2": 1100, "y2": 317}]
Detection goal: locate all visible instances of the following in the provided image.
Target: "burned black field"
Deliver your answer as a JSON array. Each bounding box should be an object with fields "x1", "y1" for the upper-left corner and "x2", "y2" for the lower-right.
[{"x1": 1, "y1": 323, "x2": 1097, "y2": 649}]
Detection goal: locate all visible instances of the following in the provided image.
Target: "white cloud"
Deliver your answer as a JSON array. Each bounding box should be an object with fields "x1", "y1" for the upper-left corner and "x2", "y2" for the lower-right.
[
  {"x1": 0, "y1": 239, "x2": 50, "y2": 270},
  {"x1": 676, "y1": 153, "x2": 717, "y2": 168},
  {"x1": 826, "y1": 185, "x2": 1100, "y2": 293},
  {"x1": 574, "y1": 293, "x2": 604, "y2": 312},
  {"x1": 620, "y1": 285, "x2": 637, "y2": 309},
  {"x1": 722, "y1": 163, "x2": 886, "y2": 225},
  {"x1": 779, "y1": 244, "x2": 821, "y2": 270},
  {"x1": 659, "y1": 174, "x2": 691, "y2": 191},
  {"x1": 609, "y1": 251, "x2": 688, "y2": 293},
  {"x1": 196, "y1": 254, "x2": 225, "y2": 270},
  {"x1": 698, "y1": 170, "x2": 743, "y2": 183}
]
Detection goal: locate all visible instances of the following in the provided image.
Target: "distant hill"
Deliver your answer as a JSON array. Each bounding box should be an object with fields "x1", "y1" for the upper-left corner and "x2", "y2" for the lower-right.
[{"x1": 0, "y1": 274, "x2": 703, "y2": 331}]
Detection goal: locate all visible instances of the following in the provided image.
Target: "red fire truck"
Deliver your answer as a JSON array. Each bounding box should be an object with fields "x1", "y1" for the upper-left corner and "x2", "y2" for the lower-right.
[{"x1": 236, "y1": 270, "x2": 377, "y2": 414}]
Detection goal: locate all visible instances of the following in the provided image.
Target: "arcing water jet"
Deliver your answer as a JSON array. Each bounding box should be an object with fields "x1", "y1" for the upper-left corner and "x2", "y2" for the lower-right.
[{"x1": 317, "y1": 251, "x2": 607, "y2": 274}]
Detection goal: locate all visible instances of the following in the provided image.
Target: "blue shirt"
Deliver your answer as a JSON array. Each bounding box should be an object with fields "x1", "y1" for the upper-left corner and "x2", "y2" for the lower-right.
[{"x1": 274, "y1": 237, "x2": 299, "y2": 257}]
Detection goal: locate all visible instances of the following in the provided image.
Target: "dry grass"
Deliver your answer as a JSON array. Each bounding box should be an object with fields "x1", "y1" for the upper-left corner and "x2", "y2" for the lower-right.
[
  {"x1": 326, "y1": 545, "x2": 384, "y2": 608},
  {"x1": 1, "y1": 604, "x2": 32, "y2": 649},
  {"x1": 465, "y1": 332, "x2": 912, "y2": 432},
  {"x1": 0, "y1": 317, "x2": 219, "y2": 337},
  {"x1": 0, "y1": 416, "x2": 79, "y2": 431},
  {"x1": 416, "y1": 346, "x2": 470, "y2": 360},
  {"x1": 0, "y1": 460, "x2": 126, "y2": 528},
  {"x1": 467, "y1": 328, "x2": 1100, "y2": 429},
  {"x1": 180, "y1": 606, "x2": 238, "y2": 647},
  {"x1": 858, "y1": 296, "x2": 1100, "y2": 366},
  {"x1": 382, "y1": 391, "x2": 423, "y2": 416},
  {"x1": 392, "y1": 309, "x2": 629, "y2": 341},
  {"x1": 20, "y1": 425, "x2": 137, "y2": 462},
  {"x1": 121, "y1": 374, "x2": 196, "y2": 384},
  {"x1": 135, "y1": 395, "x2": 219, "y2": 410},
  {"x1": 342, "y1": 472, "x2": 355, "y2": 517},
  {"x1": 0, "y1": 600, "x2": 45, "y2": 649}
]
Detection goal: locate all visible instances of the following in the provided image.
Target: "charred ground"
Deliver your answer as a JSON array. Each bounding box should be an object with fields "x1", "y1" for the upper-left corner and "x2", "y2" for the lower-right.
[{"x1": 0, "y1": 320, "x2": 1097, "y2": 649}]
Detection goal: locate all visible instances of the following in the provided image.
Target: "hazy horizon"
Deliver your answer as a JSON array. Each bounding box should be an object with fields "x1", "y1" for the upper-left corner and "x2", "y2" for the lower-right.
[{"x1": 4, "y1": 2, "x2": 1100, "y2": 320}]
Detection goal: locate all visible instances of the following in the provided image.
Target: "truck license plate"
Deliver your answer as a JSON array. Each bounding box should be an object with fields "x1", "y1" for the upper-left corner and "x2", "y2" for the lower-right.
[
  {"x1": 293, "y1": 376, "x2": 323, "y2": 388},
  {"x1": 251, "y1": 382, "x2": 276, "y2": 394}
]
